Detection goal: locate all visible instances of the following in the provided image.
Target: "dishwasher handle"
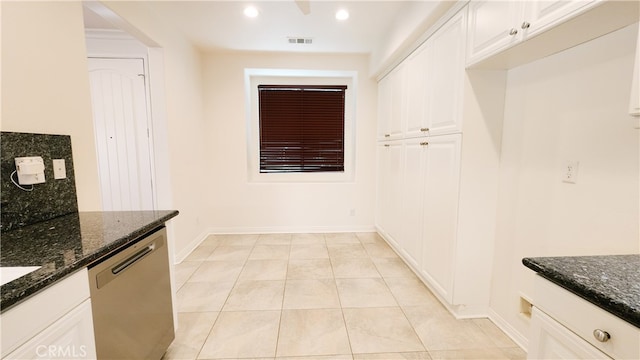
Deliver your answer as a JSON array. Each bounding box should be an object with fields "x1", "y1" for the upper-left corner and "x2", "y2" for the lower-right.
[
  {"x1": 93, "y1": 235, "x2": 166, "y2": 290},
  {"x1": 112, "y1": 244, "x2": 155, "y2": 275}
]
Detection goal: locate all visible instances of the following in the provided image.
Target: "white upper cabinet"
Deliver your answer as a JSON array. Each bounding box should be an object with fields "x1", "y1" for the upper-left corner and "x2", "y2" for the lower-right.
[
  {"x1": 467, "y1": 0, "x2": 600, "y2": 66},
  {"x1": 391, "y1": 8, "x2": 467, "y2": 139},
  {"x1": 467, "y1": 0, "x2": 524, "y2": 65},
  {"x1": 405, "y1": 44, "x2": 430, "y2": 138},
  {"x1": 525, "y1": 1, "x2": 595, "y2": 37},
  {"x1": 427, "y1": 9, "x2": 467, "y2": 136},
  {"x1": 377, "y1": 75, "x2": 392, "y2": 140},
  {"x1": 378, "y1": 64, "x2": 406, "y2": 141}
]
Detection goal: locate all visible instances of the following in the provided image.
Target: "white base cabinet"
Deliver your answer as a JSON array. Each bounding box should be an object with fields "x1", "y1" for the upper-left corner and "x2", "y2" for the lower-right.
[
  {"x1": 5, "y1": 300, "x2": 96, "y2": 360},
  {"x1": 529, "y1": 275, "x2": 640, "y2": 360},
  {"x1": 0, "y1": 269, "x2": 97, "y2": 359},
  {"x1": 529, "y1": 307, "x2": 610, "y2": 360}
]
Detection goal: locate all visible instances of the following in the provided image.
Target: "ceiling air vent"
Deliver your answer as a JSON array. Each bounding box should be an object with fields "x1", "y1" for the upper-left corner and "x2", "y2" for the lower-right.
[{"x1": 287, "y1": 37, "x2": 313, "y2": 45}]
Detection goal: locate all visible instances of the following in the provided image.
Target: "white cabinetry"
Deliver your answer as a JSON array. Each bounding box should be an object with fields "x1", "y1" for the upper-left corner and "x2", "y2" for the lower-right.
[
  {"x1": 467, "y1": 0, "x2": 598, "y2": 66},
  {"x1": 377, "y1": 65, "x2": 405, "y2": 140},
  {"x1": 467, "y1": 1, "x2": 524, "y2": 64},
  {"x1": 376, "y1": 141, "x2": 403, "y2": 244},
  {"x1": 419, "y1": 134, "x2": 461, "y2": 302},
  {"x1": 529, "y1": 307, "x2": 610, "y2": 359},
  {"x1": 405, "y1": 10, "x2": 466, "y2": 138},
  {"x1": 529, "y1": 275, "x2": 640, "y2": 360},
  {"x1": 376, "y1": 5, "x2": 504, "y2": 317},
  {"x1": 1, "y1": 269, "x2": 97, "y2": 359}
]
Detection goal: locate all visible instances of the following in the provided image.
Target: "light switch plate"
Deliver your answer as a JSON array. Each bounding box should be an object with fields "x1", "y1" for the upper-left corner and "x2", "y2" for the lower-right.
[{"x1": 53, "y1": 159, "x2": 66, "y2": 179}]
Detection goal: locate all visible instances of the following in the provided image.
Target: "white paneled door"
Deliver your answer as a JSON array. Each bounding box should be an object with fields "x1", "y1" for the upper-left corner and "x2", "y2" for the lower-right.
[{"x1": 88, "y1": 58, "x2": 155, "y2": 211}]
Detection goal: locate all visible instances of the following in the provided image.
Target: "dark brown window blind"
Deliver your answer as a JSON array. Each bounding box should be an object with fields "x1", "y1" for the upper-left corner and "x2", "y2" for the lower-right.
[{"x1": 258, "y1": 85, "x2": 347, "y2": 173}]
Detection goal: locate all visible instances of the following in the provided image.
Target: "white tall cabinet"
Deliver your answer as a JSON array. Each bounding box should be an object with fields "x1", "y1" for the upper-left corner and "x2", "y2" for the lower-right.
[{"x1": 375, "y1": 5, "x2": 506, "y2": 317}]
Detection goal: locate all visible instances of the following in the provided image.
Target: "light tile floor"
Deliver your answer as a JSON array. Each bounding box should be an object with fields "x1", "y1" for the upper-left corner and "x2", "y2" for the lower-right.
[{"x1": 163, "y1": 233, "x2": 526, "y2": 360}]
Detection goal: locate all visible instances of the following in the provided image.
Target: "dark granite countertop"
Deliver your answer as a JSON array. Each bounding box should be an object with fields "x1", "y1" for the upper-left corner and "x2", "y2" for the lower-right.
[
  {"x1": 0, "y1": 210, "x2": 178, "y2": 312},
  {"x1": 523, "y1": 255, "x2": 640, "y2": 328}
]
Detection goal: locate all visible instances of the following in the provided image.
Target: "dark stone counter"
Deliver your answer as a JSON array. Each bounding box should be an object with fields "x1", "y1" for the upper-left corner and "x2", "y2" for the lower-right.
[
  {"x1": 0, "y1": 210, "x2": 178, "y2": 312},
  {"x1": 523, "y1": 255, "x2": 640, "y2": 328}
]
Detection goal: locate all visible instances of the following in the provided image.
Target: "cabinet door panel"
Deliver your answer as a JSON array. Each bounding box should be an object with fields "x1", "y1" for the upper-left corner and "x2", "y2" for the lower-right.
[
  {"x1": 400, "y1": 140, "x2": 427, "y2": 267},
  {"x1": 405, "y1": 44, "x2": 430, "y2": 138},
  {"x1": 420, "y1": 134, "x2": 461, "y2": 302},
  {"x1": 5, "y1": 300, "x2": 97, "y2": 360},
  {"x1": 377, "y1": 76, "x2": 392, "y2": 140},
  {"x1": 389, "y1": 64, "x2": 407, "y2": 138},
  {"x1": 467, "y1": 0, "x2": 523, "y2": 64},
  {"x1": 376, "y1": 142, "x2": 403, "y2": 244},
  {"x1": 428, "y1": 9, "x2": 466, "y2": 135},
  {"x1": 525, "y1": 0, "x2": 595, "y2": 37}
]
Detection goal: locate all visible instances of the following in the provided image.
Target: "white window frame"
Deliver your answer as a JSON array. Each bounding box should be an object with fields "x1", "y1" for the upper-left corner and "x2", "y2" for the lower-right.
[{"x1": 244, "y1": 68, "x2": 357, "y2": 183}]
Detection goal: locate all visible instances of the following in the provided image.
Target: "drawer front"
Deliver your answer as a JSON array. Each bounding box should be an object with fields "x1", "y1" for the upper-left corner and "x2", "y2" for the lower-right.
[{"x1": 533, "y1": 275, "x2": 640, "y2": 359}]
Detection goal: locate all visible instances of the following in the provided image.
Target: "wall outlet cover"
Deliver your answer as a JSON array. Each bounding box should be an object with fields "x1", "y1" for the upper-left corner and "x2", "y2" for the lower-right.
[
  {"x1": 562, "y1": 160, "x2": 579, "y2": 184},
  {"x1": 53, "y1": 159, "x2": 66, "y2": 179}
]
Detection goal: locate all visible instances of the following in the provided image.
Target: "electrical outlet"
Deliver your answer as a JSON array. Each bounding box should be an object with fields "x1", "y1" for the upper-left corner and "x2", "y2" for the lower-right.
[{"x1": 562, "y1": 160, "x2": 579, "y2": 184}]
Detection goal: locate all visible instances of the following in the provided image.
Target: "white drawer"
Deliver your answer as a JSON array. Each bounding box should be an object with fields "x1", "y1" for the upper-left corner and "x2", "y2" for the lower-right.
[{"x1": 533, "y1": 274, "x2": 640, "y2": 359}]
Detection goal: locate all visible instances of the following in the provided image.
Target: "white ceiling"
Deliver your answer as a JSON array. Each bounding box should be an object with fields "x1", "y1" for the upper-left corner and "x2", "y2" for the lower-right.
[{"x1": 84, "y1": 1, "x2": 420, "y2": 54}]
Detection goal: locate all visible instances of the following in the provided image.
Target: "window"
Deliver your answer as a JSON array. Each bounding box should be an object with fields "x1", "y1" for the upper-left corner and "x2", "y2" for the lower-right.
[{"x1": 258, "y1": 85, "x2": 347, "y2": 173}]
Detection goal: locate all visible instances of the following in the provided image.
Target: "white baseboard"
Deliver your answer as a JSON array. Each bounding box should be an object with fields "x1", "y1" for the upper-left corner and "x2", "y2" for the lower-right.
[
  {"x1": 207, "y1": 225, "x2": 377, "y2": 235},
  {"x1": 487, "y1": 308, "x2": 529, "y2": 352},
  {"x1": 174, "y1": 227, "x2": 212, "y2": 264}
]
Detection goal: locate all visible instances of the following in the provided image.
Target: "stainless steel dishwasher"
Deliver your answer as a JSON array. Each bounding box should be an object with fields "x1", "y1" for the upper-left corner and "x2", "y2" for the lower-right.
[{"x1": 88, "y1": 227, "x2": 174, "y2": 359}]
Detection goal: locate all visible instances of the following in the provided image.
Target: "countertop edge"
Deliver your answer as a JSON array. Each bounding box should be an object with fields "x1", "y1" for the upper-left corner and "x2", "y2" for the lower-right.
[
  {"x1": 0, "y1": 210, "x2": 179, "y2": 313},
  {"x1": 522, "y1": 257, "x2": 640, "y2": 329}
]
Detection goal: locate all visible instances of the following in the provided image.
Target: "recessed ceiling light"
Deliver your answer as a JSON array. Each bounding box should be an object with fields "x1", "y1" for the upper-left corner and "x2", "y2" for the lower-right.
[
  {"x1": 244, "y1": 6, "x2": 259, "y2": 18},
  {"x1": 335, "y1": 9, "x2": 349, "y2": 21}
]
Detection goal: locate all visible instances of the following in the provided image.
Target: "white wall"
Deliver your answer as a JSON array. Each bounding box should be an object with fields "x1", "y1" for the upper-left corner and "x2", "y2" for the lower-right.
[
  {"x1": 1, "y1": 1, "x2": 102, "y2": 211},
  {"x1": 489, "y1": 24, "x2": 640, "y2": 347},
  {"x1": 202, "y1": 52, "x2": 378, "y2": 234}
]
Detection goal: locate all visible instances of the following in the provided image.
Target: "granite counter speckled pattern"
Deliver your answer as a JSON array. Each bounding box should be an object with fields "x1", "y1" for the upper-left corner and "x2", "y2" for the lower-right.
[
  {"x1": 0, "y1": 210, "x2": 178, "y2": 312},
  {"x1": 523, "y1": 255, "x2": 640, "y2": 328},
  {"x1": 1, "y1": 132, "x2": 79, "y2": 232}
]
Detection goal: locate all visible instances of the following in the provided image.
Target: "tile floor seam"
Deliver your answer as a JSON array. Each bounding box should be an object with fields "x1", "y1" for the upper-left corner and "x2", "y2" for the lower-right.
[
  {"x1": 272, "y1": 241, "x2": 292, "y2": 359},
  {"x1": 327, "y1": 241, "x2": 356, "y2": 357}
]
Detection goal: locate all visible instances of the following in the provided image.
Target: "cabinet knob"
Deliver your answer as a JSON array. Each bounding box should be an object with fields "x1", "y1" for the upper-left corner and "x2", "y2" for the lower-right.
[
  {"x1": 420, "y1": 142, "x2": 429, "y2": 146},
  {"x1": 384, "y1": 144, "x2": 390, "y2": 147},
  {"x1": 509, "y1": 28, "x2": 518, "y2": 36},
  {"x1": 521, "y1": 21, "x2": 531, "y2": 29},
  {"x1": 384, "y1": 134, "x2": 391, "y2": 138},
  {"x1": 420, "y1": 128, "x2": 429, "y2": 132},
  {"x1": 593, "y1": 329, "x2": 611, "y2": 342}
]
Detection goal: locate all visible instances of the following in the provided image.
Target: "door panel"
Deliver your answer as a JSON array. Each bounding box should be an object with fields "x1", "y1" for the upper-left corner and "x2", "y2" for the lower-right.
[
  {"x1": 88, "y1": 58, "x2": 155, "y2": 211},
  {"x1": 420, "y1": 134, "x2": 461, "y2": 302}
]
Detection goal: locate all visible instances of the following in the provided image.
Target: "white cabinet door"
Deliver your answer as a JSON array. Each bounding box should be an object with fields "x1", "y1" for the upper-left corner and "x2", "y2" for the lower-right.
[
  {"x1": 5, "y1": 300, "x2": 97, "y2": 360},
  {"x1": 405, "y1": 43, "x2": 430, "y2": 138},
  {"x1": 428, "y1": 9, "x2": 466, "y2": 135},
  {"x1": 377, "y1": 76, "x2": 392, "y2": 140},
  {"x1": 528, "y1": 307, "x2": 609, "y2": 360},
  {"x1": 376, "y1": 141, "x2": 404, "y2": 245},
  {"x1": 399, "y1": 139, "x2": 428, "y2": 268},
  {"x1": 525, "y1": 0, "x2": 595, "y2": 37},
  {"x1": 389, "y1": 64, "x2": 407, "y2": 139},
  {"x1": 467, "y1": 0, "x2": 524, "y2": 64},
  {"x1": 420, "y1": 134, "x2": 461, "y2": 303}
]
